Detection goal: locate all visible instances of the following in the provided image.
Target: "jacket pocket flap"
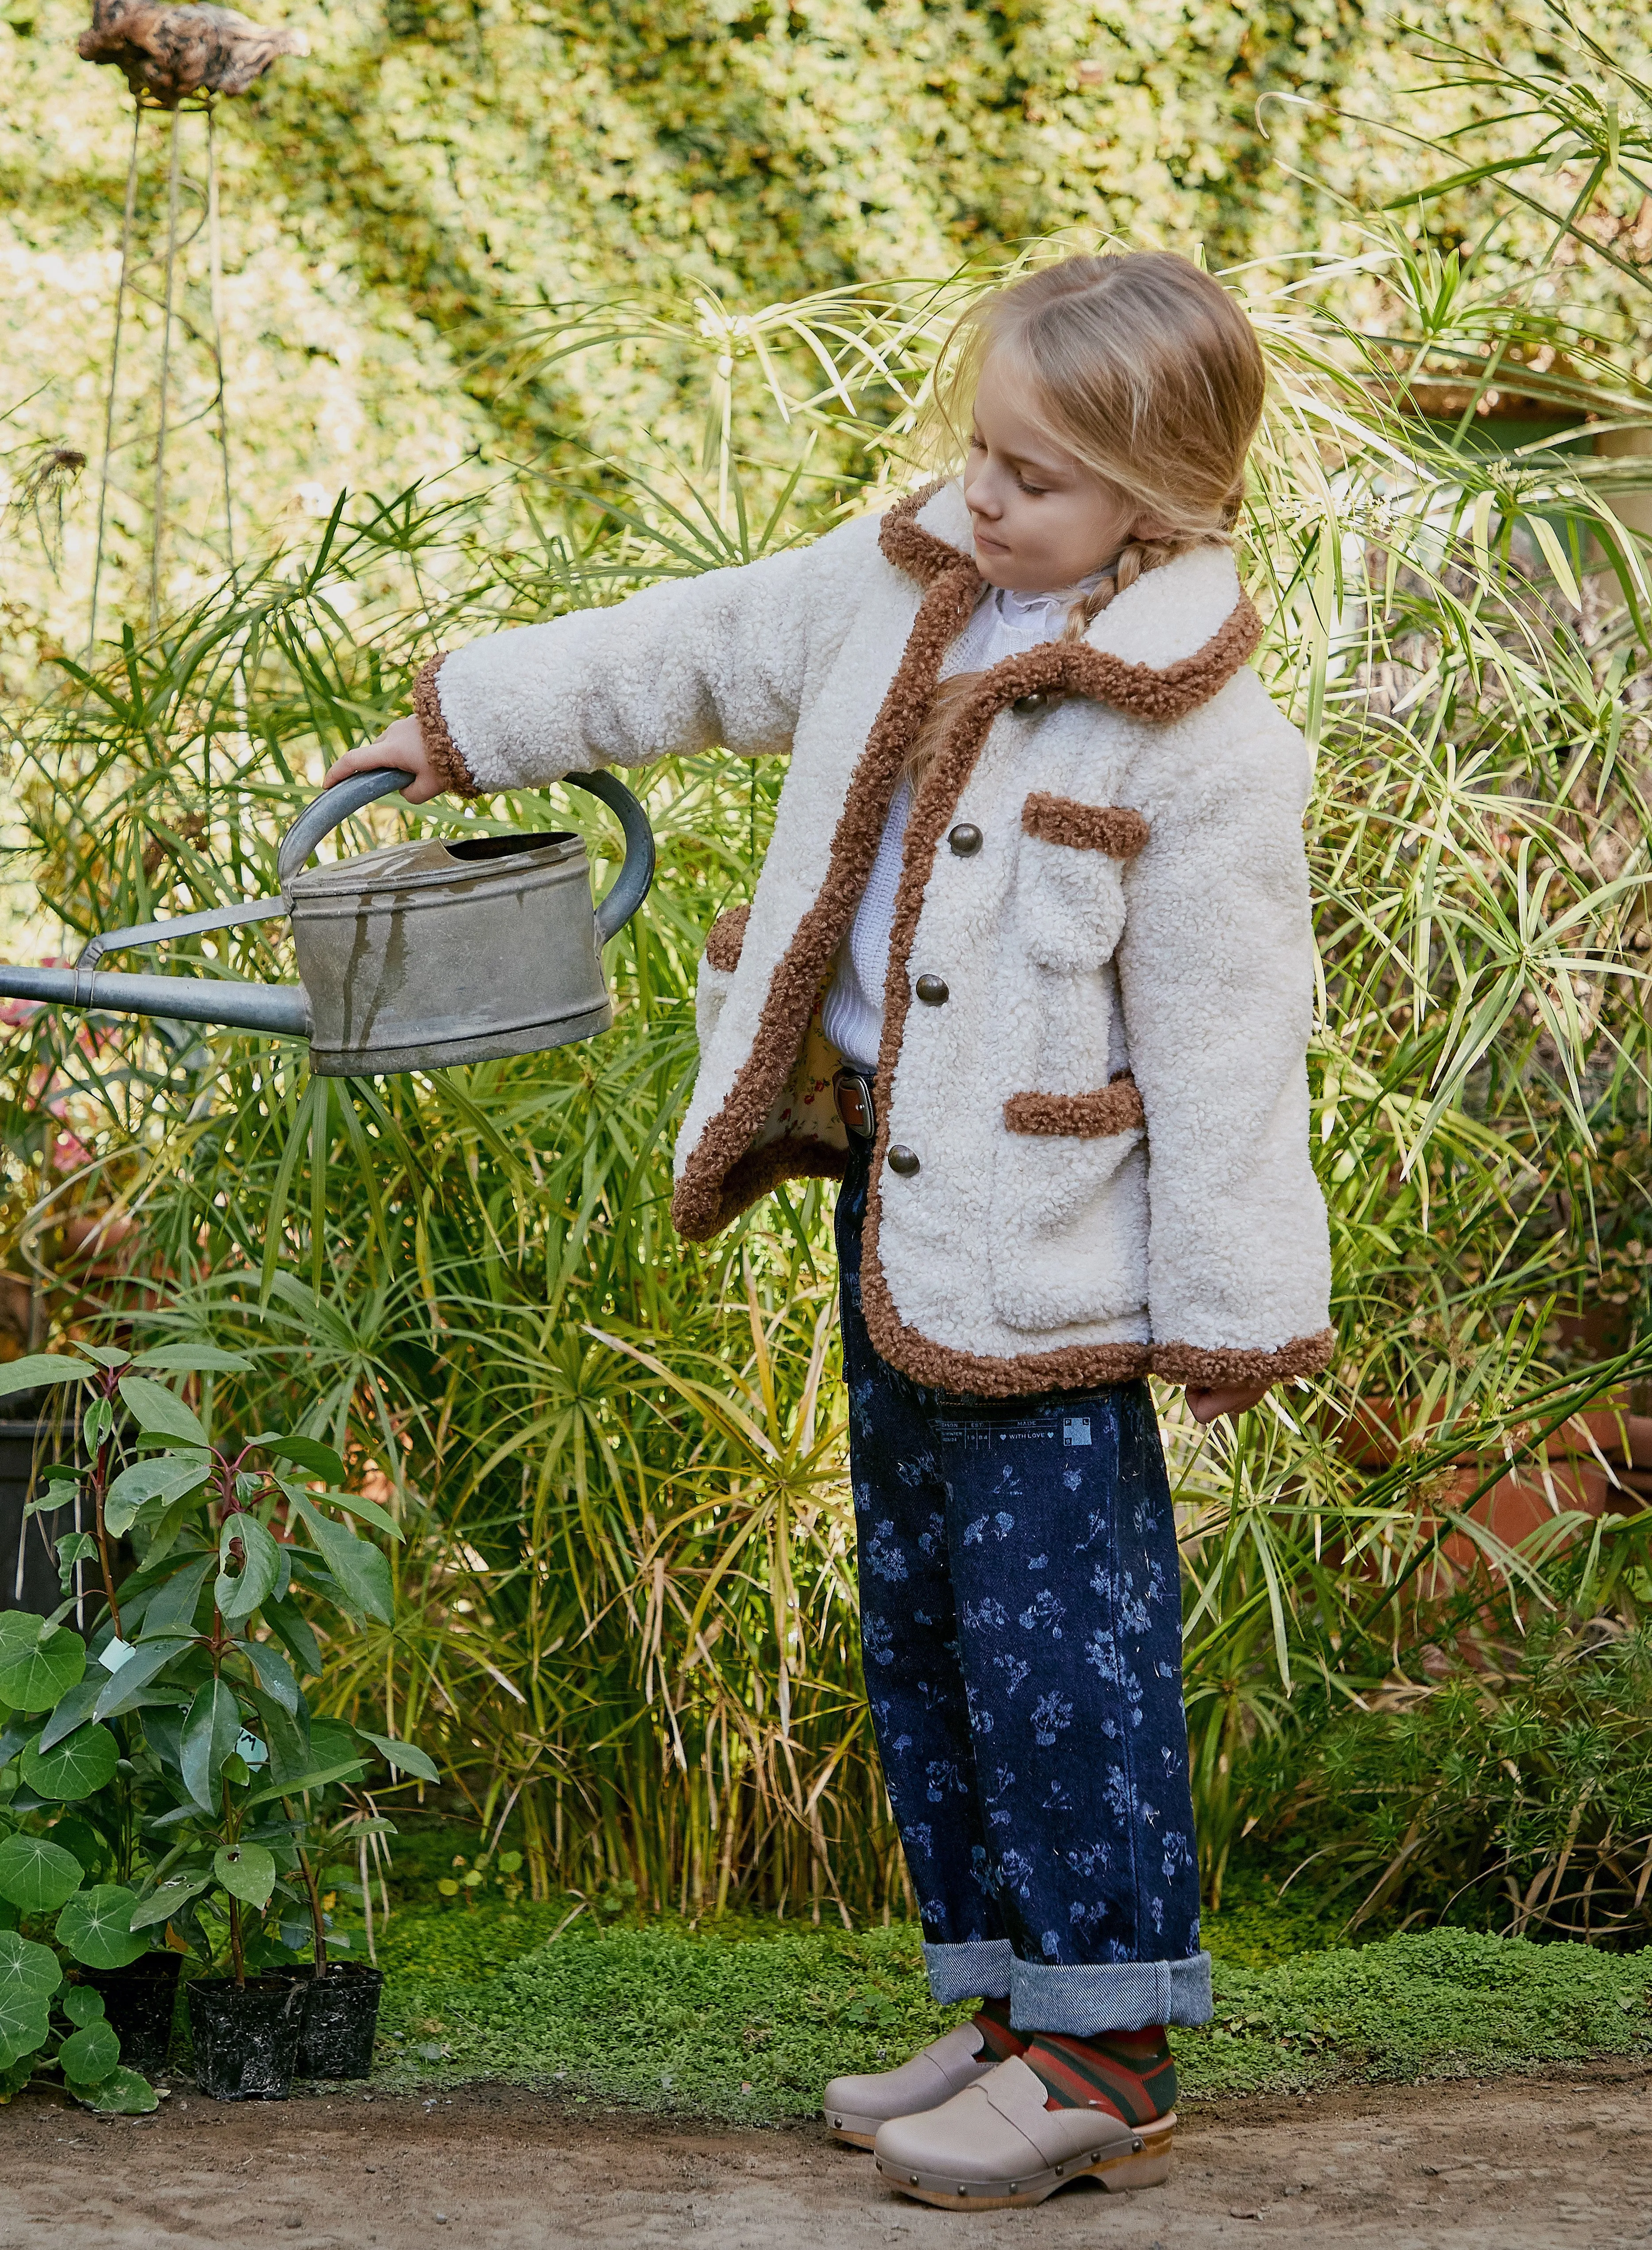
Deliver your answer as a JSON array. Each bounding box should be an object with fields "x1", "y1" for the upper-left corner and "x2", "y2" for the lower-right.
[{"x1": 1004, "y1": 1073, "x2": 1145, "y2": 1137}]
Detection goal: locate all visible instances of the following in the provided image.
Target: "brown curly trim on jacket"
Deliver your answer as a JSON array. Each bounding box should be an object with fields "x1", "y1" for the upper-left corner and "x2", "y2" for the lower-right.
[
  {"x1": 412, "y1": 653, "x2": 481, "y2": 799},
  {"x1": 1003, "y1": 1073, "x2": 1146, "y2": 1138},
  {"x1": 703, "y1": 904, "x2": 751, "y2": 973},
  {"x1": 1152, "y1": 1329, "x2": 1336, "y2": 1386},
  {"x1": 706, "y1": 1137, "x2": 853, "y2": 1226},
  {"x1": 1021, "y1": 793, "x2": 1149, "y2": 859},
  {"x1": 857, "y1": 1329, "x2": 1156, "y2": 1398},
  {"x1": 671, "y1": 483, "x2": 977, "y2": 1241}
]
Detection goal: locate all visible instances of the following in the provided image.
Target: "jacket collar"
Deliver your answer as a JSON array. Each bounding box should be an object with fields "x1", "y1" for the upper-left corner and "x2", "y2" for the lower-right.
[{"x1": 881, "y1": 478, "x2": 1255, "y2": 683}]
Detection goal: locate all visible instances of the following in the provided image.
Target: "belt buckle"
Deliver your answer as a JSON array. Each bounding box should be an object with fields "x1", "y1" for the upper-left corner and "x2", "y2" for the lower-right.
[{"x1": 834, "y1": 1069, "x2": 876, "y2": 1142}]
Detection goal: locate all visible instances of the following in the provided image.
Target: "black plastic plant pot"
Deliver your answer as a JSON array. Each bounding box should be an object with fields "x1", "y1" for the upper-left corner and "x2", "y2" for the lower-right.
[
  {"x1": 297, "y1": 1964, "x2": 384, "y2": 2079},
  {"x1": 186, "y1": 1975, "x2": 307, "y2": 2101},
  {"x1": 83, "y1": 1953, "x2": 184, "y2": 2074}
]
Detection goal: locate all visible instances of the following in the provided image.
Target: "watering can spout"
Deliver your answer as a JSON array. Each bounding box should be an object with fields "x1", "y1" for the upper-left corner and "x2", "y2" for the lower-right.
[{"x1": 0, "y1": 962, "x2": 311, "y2": 1038}]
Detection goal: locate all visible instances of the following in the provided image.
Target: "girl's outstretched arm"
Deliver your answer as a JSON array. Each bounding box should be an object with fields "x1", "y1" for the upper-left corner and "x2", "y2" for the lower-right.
[{"x1": 326, "y1": 528, "x2": 861, "y2": 801}]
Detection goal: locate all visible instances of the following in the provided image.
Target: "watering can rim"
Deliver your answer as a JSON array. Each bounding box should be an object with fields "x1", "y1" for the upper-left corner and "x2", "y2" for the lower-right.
[
  {"x1": 284, "y1": 823, "x2": 589, "y2": 901},
  {"x1": 70, "y1": 765, "x2": 655, "y2": 983}
]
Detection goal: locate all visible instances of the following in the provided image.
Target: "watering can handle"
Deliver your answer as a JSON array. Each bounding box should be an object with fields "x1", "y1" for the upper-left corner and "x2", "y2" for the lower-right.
[{"x1": 276, "y1": 764, "x2": 656, "y2": 944}]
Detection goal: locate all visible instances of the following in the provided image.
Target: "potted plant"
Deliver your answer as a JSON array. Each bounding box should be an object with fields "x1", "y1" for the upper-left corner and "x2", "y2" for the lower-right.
[{"x1": 0, "y1": 1341, "x2": 436, "y2": 2101}]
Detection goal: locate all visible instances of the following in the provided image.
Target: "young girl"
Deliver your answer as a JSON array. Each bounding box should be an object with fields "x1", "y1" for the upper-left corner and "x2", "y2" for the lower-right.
[{"x1": 327, "y1": 252, "x2": 1331, "y2": 2211}]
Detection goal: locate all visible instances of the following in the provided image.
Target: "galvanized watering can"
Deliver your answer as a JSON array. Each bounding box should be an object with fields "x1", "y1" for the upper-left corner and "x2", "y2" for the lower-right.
[{"x1": 0, "y1": 768, "x2": 655, "y2": 1075}]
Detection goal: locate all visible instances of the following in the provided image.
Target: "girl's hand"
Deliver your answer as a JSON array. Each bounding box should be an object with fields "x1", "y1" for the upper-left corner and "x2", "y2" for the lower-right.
[
  {"x1": 323, "y1": 714, "x2": 446, "y2": 804},
  {"x1": 1185, "y1": 1381, "x2": 1271, "y2": 1425}
]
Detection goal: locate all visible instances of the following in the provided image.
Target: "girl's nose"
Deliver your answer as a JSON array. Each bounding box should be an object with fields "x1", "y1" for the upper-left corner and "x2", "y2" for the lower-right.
[{"x1": 966, "y1": 471, "x2": 1001, "y2": 521}]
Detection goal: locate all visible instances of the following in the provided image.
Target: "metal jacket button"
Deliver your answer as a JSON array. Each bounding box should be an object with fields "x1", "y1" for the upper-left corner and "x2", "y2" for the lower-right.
[
  {"x1": 915, "y1": 974, "x2": 949, "y2": 1006},
  {"x1": 887, "y1": 1144, "x2": 920, "y2": 1176},
  {"x1": 1013, "y1": 690, "x2": 1049, "y2": 714},
  {"x1": 948, "y1": 823, "x2": 982, "y2": 856}
]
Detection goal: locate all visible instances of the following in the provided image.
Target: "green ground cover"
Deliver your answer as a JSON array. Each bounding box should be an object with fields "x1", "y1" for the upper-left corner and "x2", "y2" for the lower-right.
[{"x1": 344, "y1": 1892, "x2": 1652, "y2": 2121}]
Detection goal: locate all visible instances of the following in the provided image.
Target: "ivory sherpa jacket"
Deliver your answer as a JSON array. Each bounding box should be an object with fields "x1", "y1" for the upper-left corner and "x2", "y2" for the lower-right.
[{"x1": 414, "y1": 478, "x2": 1334, "y2": 1396}]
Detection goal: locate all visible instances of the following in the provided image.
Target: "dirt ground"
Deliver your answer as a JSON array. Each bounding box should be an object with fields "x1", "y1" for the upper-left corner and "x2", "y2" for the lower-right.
[{"x1": 5, "y1": 2064, "x2": 1652, "y2": 2249}]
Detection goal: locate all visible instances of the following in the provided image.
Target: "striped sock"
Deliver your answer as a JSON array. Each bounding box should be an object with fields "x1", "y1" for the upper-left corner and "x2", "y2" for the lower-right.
[
  {"x1": 970, "y1": 1994, "x2": 1029, "y2": 2064},
  {"x1": 1023, "y1": 2025, "x2": 1176, "y2": 2124}
]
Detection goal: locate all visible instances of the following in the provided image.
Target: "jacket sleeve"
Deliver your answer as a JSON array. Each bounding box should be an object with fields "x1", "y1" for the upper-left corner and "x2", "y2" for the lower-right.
[
  {"x1": 1114, "y1": 675, "x2": 1334, "y2": 1386},
  {"x1": 412, "y1": 526, "x2": 857, "y2": 797}
]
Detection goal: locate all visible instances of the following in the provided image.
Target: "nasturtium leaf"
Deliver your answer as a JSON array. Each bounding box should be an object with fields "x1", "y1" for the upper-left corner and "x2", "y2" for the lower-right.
[
  {"x1": 61, "y1": 1986, "x2": 106, "y2": 2026},
  {"x1": 0, "y1": 1832, "x2": 83, "y2": 1913},
  {"x1": 19, "y1": 1725, "x2": 118, "y2": 1804},
  {"x1": 116, "y1": 1376, "x2": 209, "y2": 1451},
  {"x1": 215, "y1": 1514, "x2": 281, "y2": 1624},
  {"x1": 213, "y1": 1842, "x2": 276, "y2": 1910},
  {"x1": 58, "y1": 2017, "x2": 120, "y2": 2087},
  {"x1": 134, "y1": 1344, "x2": 254, "y2": 1374},
  {"x1": 0, "y1": 1355, "x2": 95, "y2": 1397},
  {"x1": 361, "y1": 1732, "x2": 440, "y2": 1784},
  {"x1": 300, "y1": 1511, "x2": 392, "y2": 1625},
  {"x1": 93, "y1": 1638, "x2": 193, "y2": 1722},
  {"x1": 0, "y1": 1929, "x2": 58, "y2": 2068},
  {"x1": 82, "y1": 2064, "x2": 158, "y2": 2114},
  {"x1": 241, "y1": 1640, "x2": 299, "y2": 1718},
  {"x1": 266, "y1": 1435, "x2": 346, "y2": 1486},
  {"x1": 180, "y1": 1680, "x2": 242, "y2": 1811},
  {"x1": 0, "y1": 1928, "x2": 59, "y2": 2001},
  {"x1": 127, "y1": 1874, "x2": 210, "y2": 1931},
  {"x1": 57, "y1": 1885, "x2": 153, "y2": 1968},
  {"x1": 105, "y1": 1454, "x2": 211, "y2": 1538},
  {"x1": 37, "y1": 1675, "x2": 102, "y2": 1754},
  {"x1": 140, "y1": 1555, "x2": 215, "y2": 1641},
  {"x1": 0, "y1": 1618, "x2": 85, "y2": 1714}
]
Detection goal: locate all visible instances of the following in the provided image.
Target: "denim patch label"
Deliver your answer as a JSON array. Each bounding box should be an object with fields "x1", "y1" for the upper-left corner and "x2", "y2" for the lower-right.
[{"x1": 1063, "y1": 1417, "x2": 1092, "y2": 1447}]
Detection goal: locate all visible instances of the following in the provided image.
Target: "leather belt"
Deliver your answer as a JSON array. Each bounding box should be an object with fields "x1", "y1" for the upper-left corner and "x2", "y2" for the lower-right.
[{"x1": 834, "y1": 1067, "x2": 876, "y2": 1142}]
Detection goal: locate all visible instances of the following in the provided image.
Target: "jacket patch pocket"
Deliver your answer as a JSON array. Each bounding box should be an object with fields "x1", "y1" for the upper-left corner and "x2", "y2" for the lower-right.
[
  {"x1": 990, "y1": 1072, "x2": 1147, "y2": 1333},
  {"x1": 1017, "y1": 796, "x2": 1145, "y2": 974}
]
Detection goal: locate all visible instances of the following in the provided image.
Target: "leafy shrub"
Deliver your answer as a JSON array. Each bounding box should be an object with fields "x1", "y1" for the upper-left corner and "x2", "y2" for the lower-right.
[{"x1": 1250, "y1": 1532, "x2": 1652, "y2": 1945}]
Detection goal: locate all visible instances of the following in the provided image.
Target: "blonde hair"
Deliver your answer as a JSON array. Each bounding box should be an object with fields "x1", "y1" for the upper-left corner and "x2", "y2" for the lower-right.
[{"x1": 900, "y1": 253, "x2": 1264, "y2": 790}]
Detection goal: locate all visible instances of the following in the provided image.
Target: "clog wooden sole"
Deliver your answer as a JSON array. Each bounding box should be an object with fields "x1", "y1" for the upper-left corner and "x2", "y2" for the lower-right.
[{"x1": 874, "y1": 2110, "x2": 1174, "y2": 2210}]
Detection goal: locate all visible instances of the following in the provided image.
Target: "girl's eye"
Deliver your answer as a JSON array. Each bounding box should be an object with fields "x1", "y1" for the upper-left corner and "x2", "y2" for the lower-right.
[{"x1": 1018, "y1": 479, "x2": 1047, "y2": 497}]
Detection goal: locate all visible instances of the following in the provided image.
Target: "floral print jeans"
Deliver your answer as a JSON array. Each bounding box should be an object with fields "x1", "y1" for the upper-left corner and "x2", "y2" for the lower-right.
[{"x1": 836, "y1": 1143, "x2": 1212, "y2": 2034}]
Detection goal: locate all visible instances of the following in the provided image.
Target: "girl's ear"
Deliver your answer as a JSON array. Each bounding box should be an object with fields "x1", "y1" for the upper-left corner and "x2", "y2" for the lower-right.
[{"x1": 1127, "y1": 509, "x2": 1177, "y2": 543}]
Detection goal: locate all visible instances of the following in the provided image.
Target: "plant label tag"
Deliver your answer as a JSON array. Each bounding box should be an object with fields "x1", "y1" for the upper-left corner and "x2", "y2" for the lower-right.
[{"x1": 98, "y1": 1637, "x2": 138, "y2": 1673}]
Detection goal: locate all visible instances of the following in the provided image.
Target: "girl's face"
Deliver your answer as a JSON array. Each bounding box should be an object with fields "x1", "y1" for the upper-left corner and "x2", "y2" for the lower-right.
[{"x1": 963, "y1": 349, "x2": 1169, "y2": 592}]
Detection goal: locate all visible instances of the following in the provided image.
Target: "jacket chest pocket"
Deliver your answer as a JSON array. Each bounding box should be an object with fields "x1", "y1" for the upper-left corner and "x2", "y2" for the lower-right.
[{"x1": 1016, "y1": 793, "x2": 1147, "y2": 972}]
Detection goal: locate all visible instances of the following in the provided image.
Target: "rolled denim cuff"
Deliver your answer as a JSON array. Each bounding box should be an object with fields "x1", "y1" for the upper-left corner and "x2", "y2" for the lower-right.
[
  {"x1": 1010, "y1": 1949, "x2": 1212, "y2": 2034},
  {"x1": 923, "y1": 1937, "x2": 1013, "y2": 2005}
]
